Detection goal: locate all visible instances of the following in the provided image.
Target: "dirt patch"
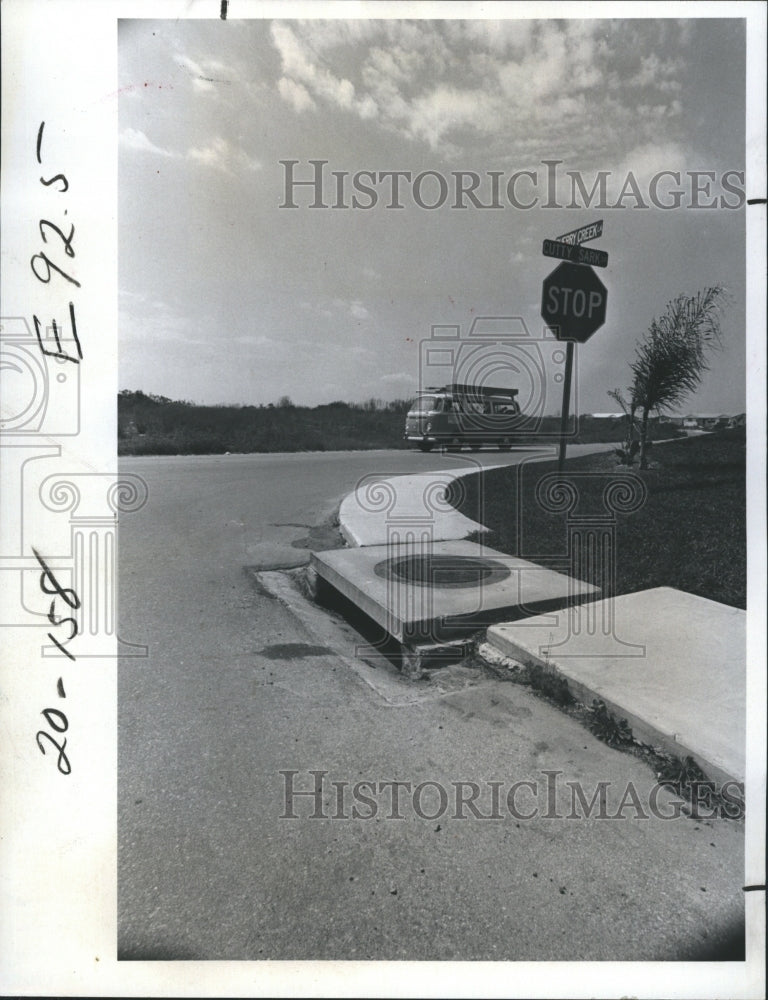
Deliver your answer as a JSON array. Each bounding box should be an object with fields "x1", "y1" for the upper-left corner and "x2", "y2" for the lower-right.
[
  {"x1": 256, "y1": 642, "x2": 335, "y2": 659},
  {"x1": 291, "y1": 518, "x2": 346, "y2": 552}
]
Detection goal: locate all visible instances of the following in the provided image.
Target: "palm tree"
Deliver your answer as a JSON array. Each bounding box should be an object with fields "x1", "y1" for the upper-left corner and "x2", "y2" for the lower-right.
[
  {"x1": 621, "y1": 286, "x2": 727, "y2": 469},
  {"x1": 607, "y1": 386, "x2": 640, "y2": 466}
]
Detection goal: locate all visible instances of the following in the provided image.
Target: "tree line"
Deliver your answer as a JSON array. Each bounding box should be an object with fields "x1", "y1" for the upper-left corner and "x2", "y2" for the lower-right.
[
  {"x1": 118, "y1": 393, "x2": 413, "y2": 454},
  {"x1": 117, "y1": 391, "x2": 679, "y2": 456}
]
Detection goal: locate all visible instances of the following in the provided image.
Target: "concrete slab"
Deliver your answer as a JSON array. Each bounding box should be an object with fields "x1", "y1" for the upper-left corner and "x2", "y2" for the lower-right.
[
  {"x1": 486, "y1": 587, "x2": 745, "y2": 785},
  {"x1": 310, "y1": 539, "x2": 599, "y2": 645}
]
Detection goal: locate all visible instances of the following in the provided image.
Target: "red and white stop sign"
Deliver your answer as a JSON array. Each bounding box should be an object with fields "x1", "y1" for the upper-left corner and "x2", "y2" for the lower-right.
[{"x1": 541, "y1": 261, "x2": 607, "y2": 343}]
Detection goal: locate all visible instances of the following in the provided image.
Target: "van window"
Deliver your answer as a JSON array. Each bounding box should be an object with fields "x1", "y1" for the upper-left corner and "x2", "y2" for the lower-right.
[{"x1": 412, "y1": 395, "x2": 439, "y2": 412}]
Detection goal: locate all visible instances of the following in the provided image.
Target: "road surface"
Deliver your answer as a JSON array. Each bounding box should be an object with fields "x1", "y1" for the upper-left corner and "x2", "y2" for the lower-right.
[{"x1": 118, "y1": 448, "x2": 744, "y2": 961}]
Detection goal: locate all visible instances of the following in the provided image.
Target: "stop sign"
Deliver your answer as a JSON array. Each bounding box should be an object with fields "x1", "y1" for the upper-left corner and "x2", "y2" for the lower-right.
[{"x1": 541, "y1": 261, "x2": 607, "y2": 342}]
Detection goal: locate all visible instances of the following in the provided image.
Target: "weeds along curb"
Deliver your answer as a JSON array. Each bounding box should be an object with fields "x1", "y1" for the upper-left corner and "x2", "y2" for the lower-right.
[
  {"x1": 474, "y1": 644, "x2": 745, "y2": 822},
  {"x1": 294, "y1": 555, "x2": 744, "y2": 822}
]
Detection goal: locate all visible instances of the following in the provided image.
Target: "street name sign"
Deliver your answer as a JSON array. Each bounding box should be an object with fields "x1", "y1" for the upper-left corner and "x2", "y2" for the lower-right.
[
  {"x1": 542, "y1": 239, "x2": 608, "y2": 268},
  {"x1": 540, "y1": 261, "x2": 607, "y2": 343},
  {"x1": 555, "y1": 219, "x2": 603, "y2": 245}
]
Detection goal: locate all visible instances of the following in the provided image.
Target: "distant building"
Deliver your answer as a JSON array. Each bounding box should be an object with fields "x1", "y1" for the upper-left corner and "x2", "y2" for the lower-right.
[
  {"x1": 682, "y1": 413, "x2": 732, "y2": 430},
  {"x1": 582, "y1": 412, "x2": 625, "y2": 422}
]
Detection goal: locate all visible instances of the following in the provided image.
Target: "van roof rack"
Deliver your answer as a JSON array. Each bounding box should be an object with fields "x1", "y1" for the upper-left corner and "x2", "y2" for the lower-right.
[{"x1": 424, "y1": 383, "x2": 519, "y2": 397}]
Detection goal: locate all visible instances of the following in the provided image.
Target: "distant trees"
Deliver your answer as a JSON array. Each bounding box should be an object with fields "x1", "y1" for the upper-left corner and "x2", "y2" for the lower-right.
[
  {"x1": 117, "y1": 391, "x2": 414, "y2": 454},
  {"x1": 611, "y1": 286, "x2": 727, "y2": 469}
]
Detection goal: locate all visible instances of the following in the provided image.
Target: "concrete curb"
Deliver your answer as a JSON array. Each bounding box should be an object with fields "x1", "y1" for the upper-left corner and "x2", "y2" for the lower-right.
[
  {"x1": 335, "y1": 439, "x2": 666, "y2": 548},
  {"x1": 338, "y1": 466, "x2": 502, "y2": 548}
]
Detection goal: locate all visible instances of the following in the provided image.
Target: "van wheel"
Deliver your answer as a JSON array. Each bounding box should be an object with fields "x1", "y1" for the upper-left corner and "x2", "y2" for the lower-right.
[
  {"x1": 446, "y1": 437, "x2": 461, "y2": 452},
  {"x1": 498, "y1": 438, "x2": 514, "y2": 451},
  {"x1": 470, "y1": 442, "x2": 483, "y2": 451},
  {"x1": 418, "y1": 441, "x2": 433, "y2": 452}
]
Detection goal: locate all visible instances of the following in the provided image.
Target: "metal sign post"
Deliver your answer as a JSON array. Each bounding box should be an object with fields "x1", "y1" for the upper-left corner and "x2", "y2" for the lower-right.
[
  {"x1": 558, "y1": 341, "x2": 575, "y2": 474},
  {"x1": 541, "y1": 226, "x2": 609, "y2": 473}
]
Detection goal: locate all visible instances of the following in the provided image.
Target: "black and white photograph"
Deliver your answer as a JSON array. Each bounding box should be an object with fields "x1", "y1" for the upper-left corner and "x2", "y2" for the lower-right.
[{"x1": 1, "y1": 1, "x2": 765, "y2": 996}]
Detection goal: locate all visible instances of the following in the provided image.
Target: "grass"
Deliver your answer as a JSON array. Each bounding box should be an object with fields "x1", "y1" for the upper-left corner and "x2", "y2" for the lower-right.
[{"x1": 448, "y1": 428, "x2": 746, "y2": 608}]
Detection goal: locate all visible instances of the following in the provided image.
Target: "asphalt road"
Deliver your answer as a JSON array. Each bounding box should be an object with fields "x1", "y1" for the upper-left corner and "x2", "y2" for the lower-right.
[{"x1": 118, "y1": 447, "x2": 744, "y2": 961}]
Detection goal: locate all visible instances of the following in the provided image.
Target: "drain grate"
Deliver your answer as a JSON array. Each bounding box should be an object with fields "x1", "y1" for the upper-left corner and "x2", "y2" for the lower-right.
[{"x1": 374, "y1": 553, "x2": 510, "y2": 589}]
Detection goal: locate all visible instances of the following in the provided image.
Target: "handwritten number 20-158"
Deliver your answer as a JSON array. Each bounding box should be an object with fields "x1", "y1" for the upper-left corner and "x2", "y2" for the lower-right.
[
  {"x1": 36, "y1": 709, "x2": 71, "y2": 775},
  {"x1": 32, "y1": 549, "x2": 79, "y2": 775}
]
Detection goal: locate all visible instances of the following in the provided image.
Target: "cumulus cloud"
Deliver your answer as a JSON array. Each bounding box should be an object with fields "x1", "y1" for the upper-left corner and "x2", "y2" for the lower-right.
[
  {"x1": 349, "y1": 301, "x2": 369, "y2": 320},
  {"x1": 406, "y1": 84, "x2": 497, "y2": 148},
  {"x1": 266, "y1": 19, "x2": 694, "y2": 162},
  {"x1": 330, "y1": 297, "x2": 369, "y2": 320},
  {"x1": 311, "y1": 297, "x2": 372, "y2": 321},
  {"x1": 271, "y1": 21, "x2": 376, "y2": 120},
  {"x1": 119, "y1": 127, "x2": 175, "y2": 157},
  {"x1": 616, "y1": 141, "x2": 689, "y2": 187},
  {"x1": 187, "y1": 136, "x2": 261, "y2": 173},
  {"x1": 278, "y1": 76, "x2": 315, "y2": 112}
]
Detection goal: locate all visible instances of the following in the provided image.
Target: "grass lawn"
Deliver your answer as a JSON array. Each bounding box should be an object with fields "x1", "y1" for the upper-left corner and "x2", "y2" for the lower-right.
[{"x1": 448, "y1": 428, "x2": 746, "y2": 609}]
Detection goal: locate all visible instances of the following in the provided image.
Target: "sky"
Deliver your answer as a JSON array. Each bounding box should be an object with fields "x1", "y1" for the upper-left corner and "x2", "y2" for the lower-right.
[{"x1": 118, "y1": 16, "x2": 747, "y2": 414}]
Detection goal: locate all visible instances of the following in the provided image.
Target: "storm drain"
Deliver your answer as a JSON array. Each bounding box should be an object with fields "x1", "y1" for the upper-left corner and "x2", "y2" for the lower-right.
[{"x1": 374, "y1": 553, "x2": 511, "y2": 589}]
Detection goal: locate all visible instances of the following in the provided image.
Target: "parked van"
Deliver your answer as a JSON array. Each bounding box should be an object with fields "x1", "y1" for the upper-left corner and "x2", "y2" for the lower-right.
[{"x1": 404, "y1": 383, "x2": 522, "y2": 452}]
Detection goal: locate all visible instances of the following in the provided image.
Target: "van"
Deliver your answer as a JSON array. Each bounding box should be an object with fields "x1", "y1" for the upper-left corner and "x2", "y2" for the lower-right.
[{"x1": 404, "y1": 383, "x2": 522, "y2": 452}]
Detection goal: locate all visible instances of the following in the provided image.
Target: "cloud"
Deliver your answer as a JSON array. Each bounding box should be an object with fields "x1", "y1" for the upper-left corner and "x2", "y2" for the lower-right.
[
  {"x1": 616, "y1": 141, "x2": 689, "y2": 186},
  {"x1": 330, "y1": 297, "x2": 369, "y2": 320},
  {"x1": 406, "y1": 84, "x2": 498, "y2": 149},
  {"x1": 187, "y1": 136, "x2": 261, "y2": 174},
  {"x1": 119, "y1": 127, "x2": 175, "y2": 158},
  {"x1": 629, "y1": 52, "x2": 684, "y2": 91},
  {"x1": 278, "y1": 76, "x2": 316, "y2": 113},
  {"x1": 119, "y1": 293, "x2": 197, "y2": 345},
  {"x1": 174, "y1": 53, "x2": 231, "y2": 92},
  {"x1": 266, "y1": 19, "x2": 696, "y2": 162},
  {"x1": 271, "y1": 21, "x2": 374, "y2": 119}
]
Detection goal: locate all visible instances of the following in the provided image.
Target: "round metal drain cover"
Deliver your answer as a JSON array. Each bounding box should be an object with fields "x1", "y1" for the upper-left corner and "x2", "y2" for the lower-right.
[{"x1": 374, "y1": 553, "x2": 510, "y2": 589}]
